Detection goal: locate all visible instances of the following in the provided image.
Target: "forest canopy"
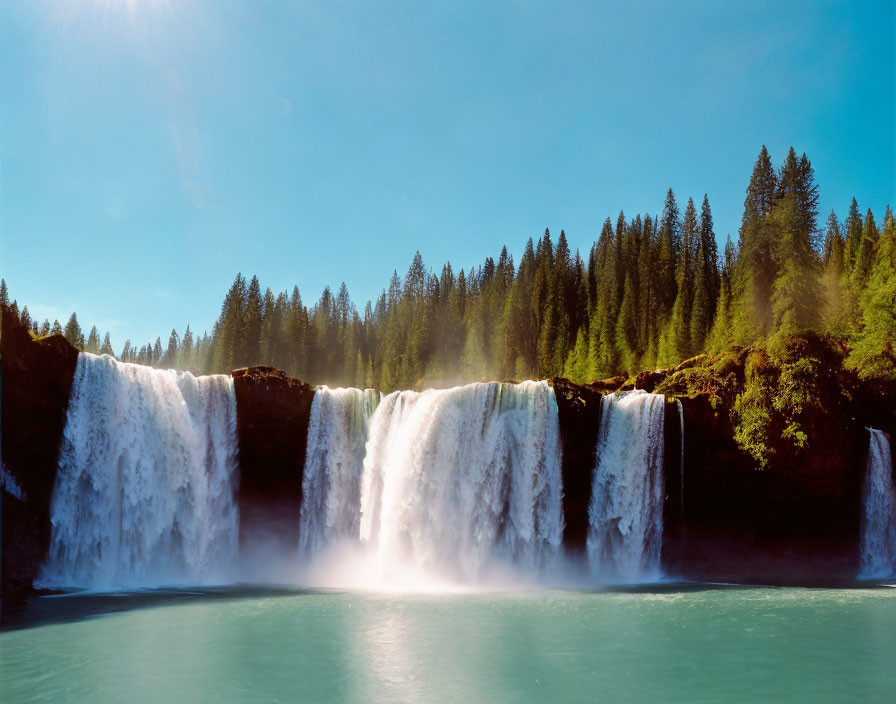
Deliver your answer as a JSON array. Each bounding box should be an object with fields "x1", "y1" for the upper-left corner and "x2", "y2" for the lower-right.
[{"x1": 4, "y1": 146, "x2": 894, "y2": 390}]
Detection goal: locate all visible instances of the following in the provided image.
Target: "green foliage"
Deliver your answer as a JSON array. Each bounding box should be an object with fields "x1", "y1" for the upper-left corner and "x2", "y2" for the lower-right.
[
  {"x1": 86, "y1": 326, "x2": 100, "y2": 354},
  {"x1": 731, "y1": 333, "x2": 846, "y2": 467},
  {"x1": 848, "y1": 208, "x2": 896, "y2": 380},
  {"x1": 768, "y1": 192, "x2": 822, "y2": 351},
  {"x1": 11, "y1": 146, "x2": 891, "y2": 395},
  {"x1": 63, "y1": 312, "x2": 85, "y2": 350},
  {"x1": 732, "y1": 369, "x2": 776, "y2": 470}
]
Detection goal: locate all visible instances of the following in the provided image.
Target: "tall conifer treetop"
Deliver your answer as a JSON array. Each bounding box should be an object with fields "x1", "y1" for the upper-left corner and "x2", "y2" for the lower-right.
[{"x1": 11, "y1": 146, "x2": 891, "y2": 387}]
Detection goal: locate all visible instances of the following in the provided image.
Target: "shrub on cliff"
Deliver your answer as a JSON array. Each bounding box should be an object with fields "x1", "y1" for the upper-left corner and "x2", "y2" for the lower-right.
[
  {"x1": 731, "y1": 350, "x2": 779, "y2": 469},
  {"x1": 655, "y1": 332, "x2": 859, "y2": 470},
  {"x1": 847, "y1": 208, "x2": 896, "y2": 381},
  {"x1": 733, "y1": 333, "x2": 853, "y2": 469}
]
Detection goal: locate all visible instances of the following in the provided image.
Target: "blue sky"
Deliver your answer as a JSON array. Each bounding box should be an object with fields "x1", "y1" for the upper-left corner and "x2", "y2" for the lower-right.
[{"x1": 1, "y1": 0, "x2": 894, "y2": 348}]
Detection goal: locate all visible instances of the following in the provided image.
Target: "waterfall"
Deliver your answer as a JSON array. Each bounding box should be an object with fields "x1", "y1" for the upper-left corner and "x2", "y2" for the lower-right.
[
  {"x1": 588, "y1": 390, "x2": 665, "y2": 582},
  {"x1": 41, "y1": 353, "x2": 239, "y2": 590},
  {"x1": 860, "y1": 429, "x2": 896, "y2": 579},
  {"x1": 298, "y1": 386, "x2": 379, "y2": 557},
  {"x1": 358, "y1": 381, "x2": 563, "y2": 583}
]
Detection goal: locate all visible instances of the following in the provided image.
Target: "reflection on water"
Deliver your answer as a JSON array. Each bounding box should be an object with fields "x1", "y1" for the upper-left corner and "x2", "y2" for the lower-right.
[
  {"x1": 352, "y1": 603, "x2": 421, "y2": 702},
  {"x1": 2, "y1": 586, "x2": 896, "y2": 703}
]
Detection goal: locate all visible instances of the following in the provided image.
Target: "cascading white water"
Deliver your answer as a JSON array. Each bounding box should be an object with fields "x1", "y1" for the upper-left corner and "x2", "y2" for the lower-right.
[
  {"x1": 860, "y1": 429, "x2": 896, "y2": 579},
  {"x1": 358, "y1": 381, "x2": 563, "y2": 584},
  {"x1": 298, "y1": 386, "x2": 379, "y2": 558},
  {"x1": 41, "y1": 353, "x2": 239, "y2": 590},
  {"x1": 588, "y1": 390, "x2": 665, "y2": 582}
]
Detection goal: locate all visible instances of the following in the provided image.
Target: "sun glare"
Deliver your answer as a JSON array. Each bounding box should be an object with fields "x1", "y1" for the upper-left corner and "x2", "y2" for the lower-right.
[
  {"x1": 92, "y1": 0, "x2": 168, "y2": 16},
  {"x1": 48, "y1": 0, "x2": 178, "y2": 54},
  {"x1": 53, "y1": 0, "x2": 174, "y2": 27}
]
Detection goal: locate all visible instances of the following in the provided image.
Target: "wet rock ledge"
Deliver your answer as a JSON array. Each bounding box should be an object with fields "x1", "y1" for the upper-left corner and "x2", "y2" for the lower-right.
[
  {"x1": 550, "y1": 377, "x2": 603, "y2": 553},
  {"x1": 1, "y1": 306, "x2": 79, "y2": 614},
  {"x1": 553, "y1": 334, "x2": 896, "y2": 585},
  {"x1": 231, "y1": 366, "x2": 315, "y2": 551},
  {"x1": 3, "y1": 297, "x2": 895, "y2": 616}
]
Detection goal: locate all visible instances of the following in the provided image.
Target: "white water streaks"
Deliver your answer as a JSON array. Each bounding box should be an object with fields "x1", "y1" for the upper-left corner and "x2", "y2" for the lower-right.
[
  {"x1": 41, "y1": 353, "x2": 239, "y2": 590},
  {"x1": 860, "y1": 429, "x2": 896, "y2": 579},
  {"x1": 588, "y1": 390, "x2": 666, "y2": 582},
  {"x1": 298, "y1": 386, "x2": 379, "y2": 558},
  {"x1": 357, "y1": 381, "x2": 563, "y2": 585}
]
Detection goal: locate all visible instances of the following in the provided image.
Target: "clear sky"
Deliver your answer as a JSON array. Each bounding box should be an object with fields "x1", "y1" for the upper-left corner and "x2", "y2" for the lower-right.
[{"x1": 1, "y1": 0, "x2": 894, "y2": 348}]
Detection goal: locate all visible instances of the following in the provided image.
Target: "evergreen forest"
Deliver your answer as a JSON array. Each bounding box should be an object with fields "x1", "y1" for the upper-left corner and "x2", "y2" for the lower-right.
[{"x1": 4, "y1": 146, "x2": 895, "y2": 390}]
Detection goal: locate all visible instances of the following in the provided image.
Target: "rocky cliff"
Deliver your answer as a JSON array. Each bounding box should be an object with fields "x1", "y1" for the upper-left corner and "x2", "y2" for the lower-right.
[
  {"x1": 551, "y1": 377, "x2": 603, "y2": 552},
  {"x1": 231, "y1": 366, "x2": 315, "y2": 552},
  {"x1": 1, "y1": 306, "x2": 79, "y2": 613},
  {"x1": 556, "y1": 332, "x2": 896, "y2": 584},
  {"x1": 0, "y1": 308, "x2": 318, "y2": 615},
  {"x1": 3, "y1": 302, "x2": 893, "y2": 608}
]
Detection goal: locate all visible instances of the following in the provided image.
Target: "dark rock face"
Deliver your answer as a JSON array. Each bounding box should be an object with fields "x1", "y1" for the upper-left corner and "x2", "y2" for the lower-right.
[
  {"x1": 554, "y1": 345, "x2": 882, "y2": 585},
  {"x1": 2, "y1": 306, "x2": 892, "y2": 603},
  {"x1": 636, "y1": 354, "x2": 710, "y2": 393},
  {"x1": 651, "y1": 336, "x2": 875, "y2": 584},
  {"x1": 231, "y1": 366, "x2": 315, "y2": 551},
  {"x1": 551, "y1": 377, "x2": 603, "y2": 553},
  {"x1": 660, "y1": 396, "x2": 684, "y2": 573},
  {"x1": 668, "y1": 394, "x2": 865, "y2": 584},
  {"x1": 1, "y1": 307, "x2": 79, "y2": 612},
  {"x1": 587, "y1": 375, "x2": 628, "y2": 394}
]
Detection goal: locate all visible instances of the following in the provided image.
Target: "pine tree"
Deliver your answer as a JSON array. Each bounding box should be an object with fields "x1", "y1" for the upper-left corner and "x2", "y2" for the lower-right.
[
  {"x1": 100, "y1": 332, "x2": 114, "y2": 357},
  {"x1": 699, "y1": 194, "x2": 720, "y2": 317},
  {"x1": 659, "y1": 198, "x2": 698, "y2": 365},
  {"x1": 823, "y1": 209, "x2": 840, "y2": 265},
  {"x1": 852, "y1": 209, "x2": 879, "y2": 291},
  {"x1": 769, "y1": 192, "x2": 822, "y2": 347},
  {"x1": 0, "y1": 279, "x2": 8, "y2": 307},
  {"x1": 656, "y1": 189, "x2": 681, "y2": 322},
  {"x1": 259, "y1": 288, "x2": 277, "y2": 364},
  {"x1": 20, "y1": 305, "x2": 32, "y2": 332},
  {"x1": 404, "y1": 251, "x2": 426, "y2": 300},
  {"x1": 849, "y1": 206, "x2": 896, "y2": 379},
  {"x1": 213, "y1": 274, "x2": 249, "y2": 372},
  {"x1": 731, "y1": 147, "x2": 780, "y2": 343},
  {"x1": 615, "y1": 271, "x2": 639, "y2": 373},
  {"x1": 844, "y1": 197, "x2": 864, "y2": 267},
  {"x1": 93, "y1": 146, "x2": 886, "y2": 387},
  {"x1": 164, "y1": 329, "x2": 180, "y2": 368},
  {"x1": 821, "y1": 210, "x2": 850, "y2": 338},
  {"x1": 245, "y1": 275, "x2": 263, "y2": 366},
  {"x1": 637, "y1": 215, "x2": 657, "y2": 365},
  {"x1": 181, "y1": 325, "x2": 194, "y2": 369},
  {"x1": 63, "y1": 313, "x2": 85, "y2": 349},
  {"x1": 537, "y1": 283, "x2": 558, "y2": 377},
  {"x1": 152, "y1": 337, "x2": 163, "y2": 367},
  {"x1": 562, "y1": 326, "x2": 591, "y2": 383},
  {"x1": 707, "y1": 237, "x2": 736, "y2": 353},
  {"x1": 690, "y1": 239, "x2": 711, "y2": 354},
  {"x1": 86, "y1": 326, "x2": 101, "y2": 354},
  {"x1": 590, "y1": 219, "x2": 620, "y2": 377},
  {"x1": 499, "y1": 252, "x2": 528, "y2": 378},
  {"x1": 744, "y1": 146, "x2": 778, "y2": 224}
]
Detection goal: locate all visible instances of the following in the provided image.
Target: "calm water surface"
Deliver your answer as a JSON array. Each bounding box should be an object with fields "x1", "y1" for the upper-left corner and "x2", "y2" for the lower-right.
[{"x1": 2, "y1": 585, "x2": 895, "y2": 703}]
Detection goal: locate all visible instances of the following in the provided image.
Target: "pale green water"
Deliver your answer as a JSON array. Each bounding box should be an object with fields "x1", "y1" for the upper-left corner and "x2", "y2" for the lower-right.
[{"x1": 2, "y1": 586, "x2": 896, "y2": 703}]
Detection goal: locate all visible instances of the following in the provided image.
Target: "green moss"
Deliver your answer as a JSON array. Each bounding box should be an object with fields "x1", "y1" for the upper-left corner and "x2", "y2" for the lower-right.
[
  {"x1": 732, "y1": 365, "x2": 776, "y2": 469},
  {"x1": 727, "y1": 332, "x2": 854, "y2": 469}
]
